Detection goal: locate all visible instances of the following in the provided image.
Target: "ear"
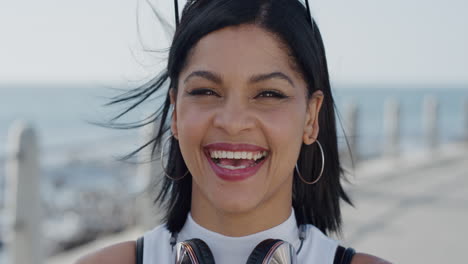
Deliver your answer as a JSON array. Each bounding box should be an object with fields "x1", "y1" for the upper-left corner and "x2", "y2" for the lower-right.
[
  {"x1": 303, "y1": 90, "x2": 324, "y2": 145},
  {"x1": 169, "y1": 89, "x2": 179, "y2": 140}
]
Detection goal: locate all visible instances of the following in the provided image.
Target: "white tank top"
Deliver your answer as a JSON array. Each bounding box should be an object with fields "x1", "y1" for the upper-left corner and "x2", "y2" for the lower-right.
[{"x1": 142, "y1": 210, "x2": 339, "y2": 263}]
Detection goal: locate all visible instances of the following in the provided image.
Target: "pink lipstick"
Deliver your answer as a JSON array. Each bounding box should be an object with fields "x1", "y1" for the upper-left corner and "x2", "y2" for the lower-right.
[{"x1": 204, "y1": 143, "x2": 269, "y2": 181}]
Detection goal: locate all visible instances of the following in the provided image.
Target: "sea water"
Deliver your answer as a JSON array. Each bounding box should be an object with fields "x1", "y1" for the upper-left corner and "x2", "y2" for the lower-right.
[
  {"x1": 0, "y1": 84, "x2": 143, "y2": 158},
  {"x1": 1, "y1": 83, "x2": 466, "y2": 158},
  {"x1": 0, "y1": 82, "x2": 468, "y2": 161}
]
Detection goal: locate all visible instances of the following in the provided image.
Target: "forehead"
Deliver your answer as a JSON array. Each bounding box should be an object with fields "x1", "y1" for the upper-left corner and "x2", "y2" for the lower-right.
[{"x1": 183, "y1": 24, "x2": 301, "y2": 81}]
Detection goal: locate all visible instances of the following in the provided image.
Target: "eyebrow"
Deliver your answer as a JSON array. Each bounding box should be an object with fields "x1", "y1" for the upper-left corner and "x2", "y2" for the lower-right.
[
  {"x1": 249, "y1": 72, "x2": 295, "y2": 87},
  {"x1": 184, "y1": 71, "x2": 222, "y2": 84},
  {"x1": 184, "y1": 70, "x2": 295, "y2": 87}
]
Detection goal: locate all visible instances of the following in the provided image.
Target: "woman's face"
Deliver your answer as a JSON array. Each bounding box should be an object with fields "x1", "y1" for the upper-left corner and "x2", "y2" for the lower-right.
[{"x1": 171, "y1": 24, "x2": 323, "y2": 222}]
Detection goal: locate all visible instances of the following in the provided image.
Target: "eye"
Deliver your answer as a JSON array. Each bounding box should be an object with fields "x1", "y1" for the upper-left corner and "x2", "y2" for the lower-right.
[
  {"x1": 187, "y1": 88, "x2": 219, "y2": 97},
  {"x1": 256, "y1": 90, "x2": 288, "y2": 99}
]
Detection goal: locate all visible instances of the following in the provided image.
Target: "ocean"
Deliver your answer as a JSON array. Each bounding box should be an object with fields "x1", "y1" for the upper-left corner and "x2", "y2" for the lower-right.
[
  {"x1": 0, "y1": 83, "x2": 467, "y2": 160},
  {"x1": 0, "y1": 84, "x2": 142, "y2": 162}
]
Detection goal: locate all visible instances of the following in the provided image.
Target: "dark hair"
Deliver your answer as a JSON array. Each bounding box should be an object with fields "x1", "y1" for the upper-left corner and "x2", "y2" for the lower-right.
[{"x1": 110, "y1": 0, "x2": 353, "y2": 236}]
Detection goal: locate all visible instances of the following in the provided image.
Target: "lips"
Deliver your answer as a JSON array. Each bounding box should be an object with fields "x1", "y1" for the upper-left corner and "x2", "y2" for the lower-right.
[{"x1": 204, "y1": 143, "x2": 269, "y2": 181}]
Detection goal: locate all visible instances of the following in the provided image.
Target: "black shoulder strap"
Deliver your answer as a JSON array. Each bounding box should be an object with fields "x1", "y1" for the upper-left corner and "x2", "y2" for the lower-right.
[
  {"x1": 136, "y1": 236, "x2": 144, "y2": 264},
  {"x1": 333, "y1": 245, "x2": 356, "y2": 264}
]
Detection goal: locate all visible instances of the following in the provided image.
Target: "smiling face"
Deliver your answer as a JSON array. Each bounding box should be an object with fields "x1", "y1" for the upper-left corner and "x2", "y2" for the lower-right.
[{"x1": 171, "y1": 24, "x2": 323, "y2": 233}]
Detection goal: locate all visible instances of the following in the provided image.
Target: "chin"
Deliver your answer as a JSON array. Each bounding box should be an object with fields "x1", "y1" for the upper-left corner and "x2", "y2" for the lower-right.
[{"x1": 208, "y1": 184, "x2": 270, "y2": 215}]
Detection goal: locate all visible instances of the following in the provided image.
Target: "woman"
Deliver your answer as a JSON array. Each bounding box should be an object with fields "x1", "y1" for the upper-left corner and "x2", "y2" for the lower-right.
[{"x1": 78, "y1": 0, "x2": 390, "y2": 263}]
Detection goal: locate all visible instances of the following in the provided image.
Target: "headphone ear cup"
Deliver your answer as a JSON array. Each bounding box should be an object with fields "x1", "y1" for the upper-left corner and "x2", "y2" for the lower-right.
[
  {"x1": 185, "y1": 238, "x2": 215, "y2": 264},
  {"x1": 246, "y1": 239, "x2": 282, "y2": 264}
]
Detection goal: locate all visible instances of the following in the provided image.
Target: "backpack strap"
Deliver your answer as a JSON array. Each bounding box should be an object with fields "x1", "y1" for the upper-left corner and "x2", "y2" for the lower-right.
[
  {"x1": 136, "y1": 236, "x2": 144, "y2": 264},
  {"x1": 334, "y1": 245, "x2": 356, "y2": 264}
]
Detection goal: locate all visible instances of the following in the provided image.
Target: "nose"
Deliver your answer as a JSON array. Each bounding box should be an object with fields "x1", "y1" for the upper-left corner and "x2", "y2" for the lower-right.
[{"x1": 212, "y1": 98, "x2": 256, "y2": 136}]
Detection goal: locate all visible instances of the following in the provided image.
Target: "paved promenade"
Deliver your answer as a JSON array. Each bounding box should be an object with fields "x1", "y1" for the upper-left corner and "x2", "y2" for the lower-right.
[
  {"x1": 338, "y1": 144, "x2": 468, "y2": 263},
  {"x1": 47, "y1": 144, "x2": 468, "y2": 264},
  {"x1": 47, "y1": 228, "x2": 144, "y2": 264}
]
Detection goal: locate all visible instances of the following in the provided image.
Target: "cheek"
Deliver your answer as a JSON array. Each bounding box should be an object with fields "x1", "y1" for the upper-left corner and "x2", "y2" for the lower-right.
[
  {"x1": 259, "y1": 104, "x2": 306, "y2": 170},
  {"x1": 178, "y1": 106, "x2": 207, "y2": 134},
  {"x1": 175, "y1": 102, "x2": 219, "y2": 183},
  {"x1": 176, "y1": 104, "x2": 212, "y2": 153},
  {"x1": 260, "y1": 103, "x2": 306, "y2": 143}
]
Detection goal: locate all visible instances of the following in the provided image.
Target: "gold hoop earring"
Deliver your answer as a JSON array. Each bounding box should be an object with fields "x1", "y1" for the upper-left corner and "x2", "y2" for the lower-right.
[
  {"x1": 160, "y1": 135, "x2": 189, "y2": 181},
  {"x1": 296, "y1": 140, "x2": 325, "y2": 185}
]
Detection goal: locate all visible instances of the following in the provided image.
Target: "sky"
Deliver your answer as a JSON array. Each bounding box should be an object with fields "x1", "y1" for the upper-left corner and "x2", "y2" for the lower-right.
[{"x1": 0, "y1": 0, "x2": 467, "y2": 86}]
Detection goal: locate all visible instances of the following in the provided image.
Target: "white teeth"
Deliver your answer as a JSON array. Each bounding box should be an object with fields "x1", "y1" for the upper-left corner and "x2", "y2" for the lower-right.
[
  {"x1": 209, "y1": 150, "x2": 268, "y2": 160},
  {"x1": 217, "y1": 164, "x2": 249, "y2": 170}
]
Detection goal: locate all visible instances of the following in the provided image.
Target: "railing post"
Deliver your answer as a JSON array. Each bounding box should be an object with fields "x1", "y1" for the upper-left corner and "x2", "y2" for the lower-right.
[
  {"x1": 464, "y1": 98, "x2": 468, "y2": 144},
  {"x1": 4, "y1": 121, "x2": 43, "y2": 264},
  {"x1": 136, "y1": 121, "x2": 160, "y2": 229},
  {"x1": 344, "y1": 102, "x2": 359, "y2": 163},
  {"x1": 423, "y1": 96, "x2": 439, "y2": 152},
  {"x1": 383, "y1": 98, "x2": 401, "y2": 158}
]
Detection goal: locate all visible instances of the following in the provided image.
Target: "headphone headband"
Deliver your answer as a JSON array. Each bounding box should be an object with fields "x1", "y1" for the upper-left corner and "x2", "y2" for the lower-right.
[{"x1": 173, "y1": 0, "x2": 180, "y2": 27}]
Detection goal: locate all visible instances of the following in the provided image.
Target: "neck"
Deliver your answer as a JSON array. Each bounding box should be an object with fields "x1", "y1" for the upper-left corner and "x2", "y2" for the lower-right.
[{"x1": 190, "y1": 186, "x2": 292, "y2": 237}]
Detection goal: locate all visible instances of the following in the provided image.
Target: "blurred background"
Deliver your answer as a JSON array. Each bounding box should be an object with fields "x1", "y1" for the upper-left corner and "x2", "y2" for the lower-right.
[{"x1": 0, "y1": 0, "x2": 467, "y2": 263}]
